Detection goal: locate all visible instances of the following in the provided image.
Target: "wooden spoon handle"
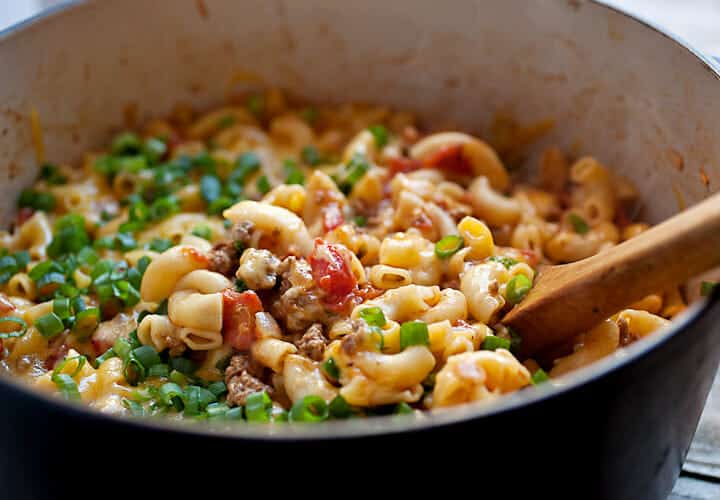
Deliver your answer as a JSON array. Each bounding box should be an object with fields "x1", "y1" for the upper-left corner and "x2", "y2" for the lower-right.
[{"x1": 504, "y1": 192, "x2": 720, "y2": 356}]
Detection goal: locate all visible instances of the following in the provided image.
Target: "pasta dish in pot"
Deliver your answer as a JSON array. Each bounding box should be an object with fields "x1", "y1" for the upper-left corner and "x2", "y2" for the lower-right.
[{"x1": 0, "y1": 89, "x2": 691, "y2": 422}]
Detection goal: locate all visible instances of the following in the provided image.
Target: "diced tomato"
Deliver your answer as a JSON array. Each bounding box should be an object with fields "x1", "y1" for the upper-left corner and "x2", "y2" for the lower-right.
[
  {"x1": 0, "y1": 294, "x2": 16, "y2": 315},
  {"x1": 181, "y1": 246, "x2": 210, "y2": 265},
  {"x1": 322, "y1": 203, "x2": 345, "y2": 233},
  {"x1": 308, "y1": 239, "x2": 358, "y2": 311},
  {"x1": 387, "y1": 156, "x2": 424, "y2": 176},
  {"x1": 15, "y1": 207, "x2": 35, "y2": 227},
  {"x1": 424, "y1": 144, "x2": 473, "y2": 176},
  {"x1": 222, "y1": 289, "x2": 263, "y2": 351},
  {"x1": 0, "y1": 339, "x2": 4, "y2": 357},
  {"x1": 45, "y1": 343, "x2": 69, "y2": 370}
]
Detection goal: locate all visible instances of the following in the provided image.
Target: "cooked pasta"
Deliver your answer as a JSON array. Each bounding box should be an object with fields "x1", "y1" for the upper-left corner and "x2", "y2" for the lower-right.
[{"x1": 0, "y1": 90, "x2": 689, "y2": 423}]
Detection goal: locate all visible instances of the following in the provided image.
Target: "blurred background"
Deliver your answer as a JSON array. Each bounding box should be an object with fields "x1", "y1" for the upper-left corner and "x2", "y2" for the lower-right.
[{"x1": 2, "y1": 1, "x2": 720, "y2": 56}]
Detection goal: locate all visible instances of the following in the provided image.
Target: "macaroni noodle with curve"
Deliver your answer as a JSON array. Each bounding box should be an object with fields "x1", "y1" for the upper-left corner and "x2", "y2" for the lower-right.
[{"x1": 0, "y1": 89, "x2": 689, "y2": 422}]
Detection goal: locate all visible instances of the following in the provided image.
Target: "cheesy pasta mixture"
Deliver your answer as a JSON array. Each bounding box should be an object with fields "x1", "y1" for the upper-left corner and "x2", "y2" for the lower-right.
[{"x1": 0, "y1": 89, "x2": 686, "y2": 421}]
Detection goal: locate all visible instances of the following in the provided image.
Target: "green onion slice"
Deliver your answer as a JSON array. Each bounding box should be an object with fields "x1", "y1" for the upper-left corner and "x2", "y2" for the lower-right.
[
  {"x1": 481, "y1": 335, "x2": 511, "y2": 351},
  {"x1": 435, "y1": 235, "x2": 464, "y2": 259},
  {"x1": 531, "y1": 368, "x2": 550, "y2": 385},
  {"x1": 399, "y1": 321, "x2": 429, "y2": 350},
  {"x1": 0, "y1": 317, "x2": 28, "y2": 339},
  {"x1": 359, "y1": 306, "x2": 386, "y2": 327},
  {"x1": 245, "y1": 391, "x2": 272, "y2": 422},
  {"x1": 568, "y1": 213, "x2": 590, "y2": 235},
  {"x1": 35, "y1": 313, "x2": 65, "y2": 338},
  {"x1": 289, "y1": 395, "x2": 329, "y2": 423},
  {"x1": 506, "y1": 274, "x2": 533, "y2": 304}
]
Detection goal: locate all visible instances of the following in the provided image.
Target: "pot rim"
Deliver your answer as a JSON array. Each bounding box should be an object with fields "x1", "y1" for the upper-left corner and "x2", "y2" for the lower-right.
[{"x1": 0, "y1": 0, "x2": 718, "y2": 441}]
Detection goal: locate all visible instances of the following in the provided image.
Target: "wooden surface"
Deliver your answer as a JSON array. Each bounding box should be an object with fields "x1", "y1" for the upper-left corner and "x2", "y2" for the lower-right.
[
  {"x1": 504, "y1": 193, "x2": 720, "y2": 355},
  {"x1": 670, "y1": 372, "x2": 720, "y2": 499}
]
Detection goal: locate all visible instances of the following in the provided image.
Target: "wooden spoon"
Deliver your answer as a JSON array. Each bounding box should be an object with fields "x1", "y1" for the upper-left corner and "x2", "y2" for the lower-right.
[{"x1": 503, "y1": 192, "x2": 720, "y2": 357}]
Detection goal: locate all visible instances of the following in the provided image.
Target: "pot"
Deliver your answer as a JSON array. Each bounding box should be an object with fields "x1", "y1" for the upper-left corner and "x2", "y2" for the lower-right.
[{"x1": 0, "y1": 1, "x2": 718, "y2": 498}]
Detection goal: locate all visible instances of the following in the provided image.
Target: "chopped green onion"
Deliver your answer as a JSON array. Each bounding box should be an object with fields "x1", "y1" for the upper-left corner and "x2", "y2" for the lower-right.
[
  {"x1": 234, "y1": 279, "x2": 248, "y2": 292},
  {"x1": 506, "y1": 274, "x2": 532, "y2": 304},
  {"x1": 207, "y1": 196, "x2": 234, "y2": 215},
  {"x1": 191, "y1": 225, "x2": 212, "y2": 240},
  {"x1": 111, "y1": 132, "x2": 142, "y2": 155},
  {"x1": 169, "y1": 356, "x2": 197, "y2": 375},
  {"x1": 245, "y1": 391, "x2": 272, "y2": 422},
  {"x1": 47, "y1": 214, "x2": 90, "y2": 258},
  {"x1": 136, "y1": 256, "x2": 152, "y2": 275},
  {"x1": 76, "y1": 247, "x2": 98, "y2": 266},
  {"x1": 217, "y1": 115, "x2": 236, "y2": 129},
  {"x1": 359, "y1": 306, "x2": 386, "y2": 327},
  {"x1": 300, "y1": 107, "x2": 318, "y2": 124},
  {"x1": 113, "y1": 337, "x2": 133, "y2": 360},
  {"x1": 368, "y1": 326, "x2": 385, "y2": 351},
  {"x1": 256, "y1": 175, "x2": 271, "y2": 194},
  {"x1": 568, "y1": 213, "x2": 590, "y2": 235},
  {"x1": 435, "y1": 235, "x2": 464, "y2": 259},
  {"x1": 183, "y1": 385, "x2": 217, "y2": 416},
  {"x1": 72, "y1": 308, "x2": 100, "y2": 339},
  {"x1": 226, "y1": 406, "x2": 244, "y2": 420},
  {"x1": 334, "y1": 153, "x2": 370, "y2": 194},
  {"x1": 368, "y1": 124, "x2": 389, "y2": 147},
  {"x1": 0, "y1": 317, "x2": 28, "y2": 339},
  {"x1": 301, "y1": 145, "x2": 322, "y2": 166},
  {"x1": 18, "y1": 189, "x2": 56, "y2": 212},
  {"x1": 122, "y1": 399, "x2": 145, "y2": 416},
  {"x1": 169, "y1": 369, "x2": 187, "y2": 386},
  {"x1": 531, "y1": 368, "x2": 550, "y2": 385},
  {"x1": 701, "y1": 281, "x2": 718, "y2": 296},
  {"x1": 131, "y1": 345, "x2": 161, "y2": 369},
  {"x1": 148, "y1": 238, "x2": 173, "y2": 253},
  {"x1": 94, "y1": 348, "x2": 117, "y2": 367},
  {"x1": 289, "y1": 395, "x2": 329, "y2": 423},
  {"x1": 200, "y1": 175, "x2": 222, "y2": 203},
  {"x1": 481, "y1": 335, "x2": 511, "y2": 351},
  {"x1": 52, "y1": 373, "x2": 81, "y2": 401},
  {"x1": 207, "y1": 380, "x2": 228, "y2": 398},
  {"x1": 328, "y1": 395, "x2": 353, "y2": 419},
  {"x1": 149, "y1": 195, "x2": 180, "y2": 220},
  {"x1": 322, "y1": 357, "x2": 340, "y2": 380},
  {"x1": 353, "y1": 216, "x2": 367, "y2": 227},
  {"x1": 246, "y1": 95, "x2": 264, "y2": 116},
  {"x1": 143, "y1": 137, "x2": 167, "y2": 164},
  {"x1": 207, "y1": 402, "x2": 230, "y2": 419},
  {"x1": 488, "y1": 255, "x2": 519, "y2": 269},
  {"x1": 35, "y1": 313, "x2": 65, "y2": 338},
  {"x1": 159, "y1": 382, "x2": 185, "y2": 410},
  {"x1": 284, "y1": 160, "x2": 305, "y2": 185},
  {"x1": 394, "y1": 402, "x2": 414, "y2": 415},
  {"x1": 399, "y1": 321, "x2": 429, "y2": 350},
  {"x1": 36, "y1": 272, "x2": 66, "y2": 292},
  {"x1": 39, "y1": 164, "x2": 68, "y2": 185}
]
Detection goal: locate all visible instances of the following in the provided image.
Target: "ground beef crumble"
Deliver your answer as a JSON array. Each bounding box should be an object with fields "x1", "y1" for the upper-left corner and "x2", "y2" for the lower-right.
[
  {"x1": 224, "y1": 353, "x2": 274, "y2": 407},
  {"x1": 296, "y1": 323, "x2": 327, "y2": 361}
]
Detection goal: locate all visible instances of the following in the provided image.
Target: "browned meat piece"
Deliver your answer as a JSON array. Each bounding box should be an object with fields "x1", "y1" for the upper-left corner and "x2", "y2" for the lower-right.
[
  {"x1": 271, "y1": 257, "x2": 327, "y2": 333},
  {"x1": 91, "y1": 313, "x2": 137, "y2": 355},
  {"x1": 231, "y1": 221, "x2": 255, "y2": 247},
  {"x1": 296, "y1": 323, "x2": 327, "y2": 361},
  {"x1": 225, "y1": 354, "x2": 273, "y2": 407},
  {"x1": 207, "y1": 242, "x2": 239, "y2": 277}
]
